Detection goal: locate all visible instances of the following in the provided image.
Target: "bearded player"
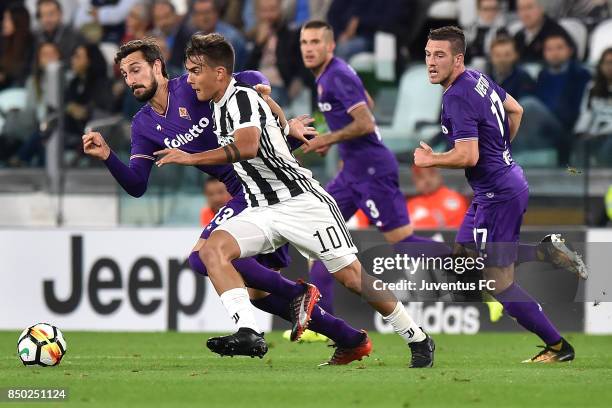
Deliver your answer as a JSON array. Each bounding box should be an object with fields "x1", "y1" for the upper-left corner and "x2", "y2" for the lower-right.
[{"x1": 82, "y1": 38, "x2": 372, "y2": 364}]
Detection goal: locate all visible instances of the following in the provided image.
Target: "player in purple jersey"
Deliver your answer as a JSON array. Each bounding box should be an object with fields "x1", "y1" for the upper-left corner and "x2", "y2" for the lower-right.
[
  {"x1": 416, "y1": 26, "x2": 584, "y2": 363},
  {"x1": 298, "y1": 20, "x2": 453, "y2": 317},
  {"x1": 82, "y1": 38, "x2": 372, "y2": 364}
]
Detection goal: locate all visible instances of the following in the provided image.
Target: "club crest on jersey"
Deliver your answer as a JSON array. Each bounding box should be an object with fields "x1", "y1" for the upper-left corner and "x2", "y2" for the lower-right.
[
  {"x1": 317, "y1": 84, "x2": 323, "y2": 96},
  {"x1": 179, "y1": 107, "x2": 191, "y2": 120},
  {"x1": 156, "y1": 124, "x2": 162, "y2": 131}
]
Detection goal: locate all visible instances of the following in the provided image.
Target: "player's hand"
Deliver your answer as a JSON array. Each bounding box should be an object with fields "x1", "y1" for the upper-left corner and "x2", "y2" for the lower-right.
[
  {"x1": 154, "y1": 148, "x2": 194, "y2": 167},
  {"x1": 82, "y1": 131, "x2": 111, "y2": 161},
  {"x1": 414, "y1": 141, "x2": 435, "y2": 167},
  {"x1": 315, "y1": 144, "x2": 331, "y2": 156},
  {"x1": 301, "y1": 133, "x2": 331, "y2": 154},
  {"x1": 287, "y1": 114, "x2": 316, "y2": 146}
]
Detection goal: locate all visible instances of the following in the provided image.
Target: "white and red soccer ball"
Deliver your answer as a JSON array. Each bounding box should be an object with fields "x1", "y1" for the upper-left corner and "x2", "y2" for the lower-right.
[{"x1": 17, "y1": 323, "x2": 67, "y2": 367}]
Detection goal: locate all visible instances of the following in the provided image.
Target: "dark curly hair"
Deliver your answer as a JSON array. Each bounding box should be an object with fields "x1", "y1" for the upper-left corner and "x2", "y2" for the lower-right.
[{"x1": 114, "y1": 38, "x2": 168, "y2": 78}]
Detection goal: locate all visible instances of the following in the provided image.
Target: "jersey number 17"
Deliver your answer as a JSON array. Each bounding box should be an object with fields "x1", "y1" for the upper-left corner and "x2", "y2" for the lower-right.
[{"x1": 490, "y1": 90, "x2": 513, "y2": 165}]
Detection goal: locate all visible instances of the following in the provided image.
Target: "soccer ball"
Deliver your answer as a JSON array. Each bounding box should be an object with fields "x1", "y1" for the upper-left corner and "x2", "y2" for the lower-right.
[{"x1": 17, "y1": 323, "x2": 67, "y2": 367}]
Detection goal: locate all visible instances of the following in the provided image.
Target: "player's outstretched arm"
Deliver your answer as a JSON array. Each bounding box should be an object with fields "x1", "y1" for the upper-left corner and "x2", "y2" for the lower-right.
[
  {"x1": 254, "y1": 84, "x2": 315, "y2": 147},
  {"x1": 414, "y1": 140, "x2": 479, "y2": 169},
  {"x1": 503, "y1": 93, "x2": 524, "y2": 142},
  {"x1": 82, "y1": 131, "x2": 152, "y2": 197},
  {"x1": 302, "y1": 104, "x2": 375, "y2": 153},
  {"x1": 154, "y1": 127, "x2": 261, "y2": 167}
]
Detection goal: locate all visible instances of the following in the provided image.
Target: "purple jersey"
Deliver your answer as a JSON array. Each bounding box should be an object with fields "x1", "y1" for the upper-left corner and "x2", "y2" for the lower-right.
[
  {"x1": 316, "y1": 57, "x2": 398, "y2": 179},
  {"x1": 129, "y1": 72, "x2": 264, "y2": 201},
  {"x1": 441, "y1": 69, "x2": 529, "y2": 203}
]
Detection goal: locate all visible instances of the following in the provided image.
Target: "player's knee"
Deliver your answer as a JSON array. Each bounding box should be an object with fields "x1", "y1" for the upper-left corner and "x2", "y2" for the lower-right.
[{"x1": 199, "y1": 244, "x2": 226, "y2": 271}]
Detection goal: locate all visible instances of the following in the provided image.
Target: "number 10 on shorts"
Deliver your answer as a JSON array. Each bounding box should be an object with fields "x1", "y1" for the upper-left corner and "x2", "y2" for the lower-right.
[{"x1": 313, "y1": 227, "x2": 343, "y2": 254}]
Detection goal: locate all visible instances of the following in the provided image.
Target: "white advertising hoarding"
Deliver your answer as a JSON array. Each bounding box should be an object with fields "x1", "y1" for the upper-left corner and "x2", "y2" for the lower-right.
[
  {"x1": 0, "y1": 229, "x2": 272, "y2": 332},
  {"x1": 586, "y1": 229, "x2": 612, "y2": 334}
]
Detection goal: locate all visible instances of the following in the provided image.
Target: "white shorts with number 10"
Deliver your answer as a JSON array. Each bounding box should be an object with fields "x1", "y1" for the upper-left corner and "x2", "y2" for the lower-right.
[{"x1": 216, "y1": 187, "x2": 358, "y2": 272}]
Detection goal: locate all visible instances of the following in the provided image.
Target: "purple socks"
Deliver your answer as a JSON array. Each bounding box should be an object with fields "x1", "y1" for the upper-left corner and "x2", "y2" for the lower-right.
[
  {"x1": 517, "y1": 244, "x2": 539, "y2": 264},
  {"x1": 309, "y1": 261, "x2": 335, "y2": 314},
  {"x1": 251, "y1": 294, "x2": 365, "y2": 347},
  {"x1": 188, "y1": 252, "x2": 304, "y2": 299},
  {"x1": 494, "y1": 283, "x2": 562, "y2": 346}
]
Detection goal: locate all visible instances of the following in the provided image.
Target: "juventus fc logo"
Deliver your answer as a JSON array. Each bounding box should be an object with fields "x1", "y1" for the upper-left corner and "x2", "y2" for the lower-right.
[
  {"x1": 404, "y1": 328, "x2": 415, "y2": 338},
  {"x1": 232, "y1": 313, "x2": 240, "y2": 324}
]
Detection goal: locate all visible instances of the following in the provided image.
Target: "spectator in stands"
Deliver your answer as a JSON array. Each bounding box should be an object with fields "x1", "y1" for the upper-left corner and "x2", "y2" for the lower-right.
[
  {"x1": 0, "y1": 4, "x2": 34, "y2": 90},
  {"x1": 538, "y1": 0, "x2": 611, "y2": 27},
  {"x1": 34, "y1": 0, "x2": 83, "y2": 66},
  {"x1": 282, "y1": 0, "x2": 332, "y2": 25},
  {"x1": 191, "y1": 0, "x2": 247, "y2": 70},
  {"x1": 465, "y1": 0, "x2": 508, "y2": 64},
  {"x1": 121, "y1": 1, "x2": 150, "y2": 44},
  {"x1": 25, "y1": 0, "x2": 80, "y2": 24},
  {"x1": 245, "y1": 0, "x2": 303, "y2": 106},
  {"x1": 74, "y1": 0, "x2": 140, "y2": 43},
  {"x1": 200, "y1": 176, "x2": 232, "y2": 227},
  {"x1": 514, "y1": 0, "x2": 574, "y2": 61},
  {"x1": 151, "y1": 0, "x2": 193, "y2": 75},
  {"x1": 327, "y1": 0, "x2": 396, "y2": 62},
  {"x1": 64, "y1": 44, "x2": 114, "y2": 163},
  {"x1": 517, "y1": 33, "x2": 591, "y2": 164},
  {"x1": 488, "y1": 35, "x2": 535, "y2": 99},
  {"x1": 575, "y1": 47, "x2": 612, "y2": 165},
  {"x1": 10, "y1": 42, "x2": 63, "y2": 167},
  {"x1": 536, "y1": 34, "x2": 591, "y2": 131},
  {"x1": 407, "y1": 166, "x2": 469, "y2": 229}
]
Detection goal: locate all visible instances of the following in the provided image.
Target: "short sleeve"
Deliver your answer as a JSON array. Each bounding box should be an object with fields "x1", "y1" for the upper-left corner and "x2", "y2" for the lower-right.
[
  {"x1": 445, "y1": 94, "x2": 479, "y2": 142},
  {"x1": 229, "y1": 90, "x2": 262, "y2": 132},
  {"x1": 234, "y1": 70, "x2": 270, "y2": 87},
  {"x1": 129, "y1": 119, "x2": 158, "y2": 162},
  {"x1": 329, "y1": 70, "x2": 368, "y2": 114}
]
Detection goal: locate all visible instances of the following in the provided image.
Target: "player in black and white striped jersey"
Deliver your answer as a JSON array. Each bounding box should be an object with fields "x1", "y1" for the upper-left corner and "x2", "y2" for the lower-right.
[
  {"x1": 155, "y1": 33, "x2": 435, "y2": 367},
  {"x1": 213, "y1": 77, "x2": 314, "y2": 206}
]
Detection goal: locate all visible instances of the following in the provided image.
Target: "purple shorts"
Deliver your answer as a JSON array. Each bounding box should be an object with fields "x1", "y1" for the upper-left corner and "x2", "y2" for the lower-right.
[
  {"x1": 456, "y1": 189, "x2": 529, "y2": 267},
  {"x1": 200, "y1": 197, "x2": 291, "y2": 269},
  {"x1": 326, "y1": 171, "x2": 410, "y2": 232}
]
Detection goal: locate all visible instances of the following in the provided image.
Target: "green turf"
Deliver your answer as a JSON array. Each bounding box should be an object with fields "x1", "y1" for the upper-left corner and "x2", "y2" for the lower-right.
[{"x1": 1, "y1": 331, "x2": 611, "y2": 408}]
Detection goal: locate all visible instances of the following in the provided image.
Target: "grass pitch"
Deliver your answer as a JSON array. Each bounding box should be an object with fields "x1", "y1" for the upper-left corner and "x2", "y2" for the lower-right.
[{"x1": 1, "y1": 331, "x2": 611, "y2": 408}]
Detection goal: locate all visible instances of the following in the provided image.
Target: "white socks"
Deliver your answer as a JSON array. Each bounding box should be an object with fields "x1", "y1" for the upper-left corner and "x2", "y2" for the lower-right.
[
  {"x1": 219, "y1": 288, "x2": 260, "y2": 333},
  {"x1": 383, "y1": 302, "x2": 426, "y2": 344}
]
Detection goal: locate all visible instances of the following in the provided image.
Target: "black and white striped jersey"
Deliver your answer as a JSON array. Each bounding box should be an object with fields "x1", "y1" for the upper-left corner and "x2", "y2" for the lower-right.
[{"x1": 212, "y1": 78, "x2": 319, "y2": 207}]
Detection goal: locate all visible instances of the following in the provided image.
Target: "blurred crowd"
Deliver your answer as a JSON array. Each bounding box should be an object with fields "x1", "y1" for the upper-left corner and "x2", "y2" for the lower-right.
[{"x1": 0, "y1": 0, "x2": 611, "y2": 168}]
